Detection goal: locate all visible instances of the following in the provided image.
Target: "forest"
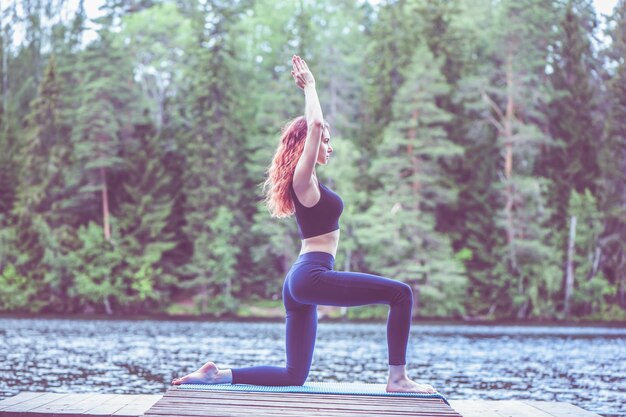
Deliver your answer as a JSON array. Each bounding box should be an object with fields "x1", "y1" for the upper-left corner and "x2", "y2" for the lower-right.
[{"x1": 0, "y1": 0, "x2": 624, "y2": 321}]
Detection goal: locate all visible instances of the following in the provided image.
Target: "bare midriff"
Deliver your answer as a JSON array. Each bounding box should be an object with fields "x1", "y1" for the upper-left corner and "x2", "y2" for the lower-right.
[{"x1": 299, "y1": 229, "x2": 340, "y2": 258}]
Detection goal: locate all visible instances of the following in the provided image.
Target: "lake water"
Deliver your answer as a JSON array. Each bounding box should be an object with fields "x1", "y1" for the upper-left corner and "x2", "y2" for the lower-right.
[{"x1": 0, "y1": 318, "x2": 624, "y2": 416}]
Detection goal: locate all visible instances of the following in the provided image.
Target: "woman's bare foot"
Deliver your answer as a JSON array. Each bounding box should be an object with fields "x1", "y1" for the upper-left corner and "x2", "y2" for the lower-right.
[
  {"x1": 171, "y1": 361, "x2": 232, "y2": 385},
  {"x1": 386, "y1": 376, "x2": 437, "y2": 394}
]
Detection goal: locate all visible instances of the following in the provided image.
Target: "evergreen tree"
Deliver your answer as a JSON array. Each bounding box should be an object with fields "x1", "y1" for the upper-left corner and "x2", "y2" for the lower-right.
[
  {"x1": 361, "y1": 0, "x2": 422, "y2": 156},
  {"x1": 114, "y1": 131, "x2": 179, "y2": 311},
  {"x1": 598, "y1": 0, "x2": 626, "y2": 313},
  {"x1": 3, "y1": 55, "x2": 72, "y2": 311},
  {"x1": 14, "y1": 56, "x2": 70, "y2": 219},
  {"x1": 438, "y1": 0, "x2": 504, "y2": 318},
  {"x1": 60, "y1": 33, "x2": 143, "y2": 313},
  {"x1": 179, "y1": 1, "x2": 251, "y2": 314},
  {"x1": 540, "y1": 2, "x2": 603, "y2": 315},
  {"x1": 115, "y1": 2, "x2": 194, "y2": 136},
  {"x1": 478, "y1": 0, "x2": 561, "y2": 318},
  {"x1": 69, "y1": 34, "x2": 139, "y2": 232},
  {"x1": 567, "y1": 190, "x2": 610, "y2": 316},
  {"x1": 360, "y1": 46, "x2": 467, "y2": 318}
]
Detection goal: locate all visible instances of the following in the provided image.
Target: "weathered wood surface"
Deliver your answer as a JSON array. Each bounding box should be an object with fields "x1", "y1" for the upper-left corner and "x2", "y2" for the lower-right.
[
  {"x1": 0, "y1": 392, "x2": 162, "y2": 417},
  {"x1": 449, "y1": 400, "x2": 602, "y2": 417},
  {"x1": 0, "y1": 392, "x2": 604, "y2": 417},
  {"x1": 143, "y1": 386, "x2": 462, "y2": 417}
]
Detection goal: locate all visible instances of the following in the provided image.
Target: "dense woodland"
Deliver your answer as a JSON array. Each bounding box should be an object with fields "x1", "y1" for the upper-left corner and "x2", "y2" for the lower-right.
[{"x1": 0, "y1": 0, "x2": 624, "y2": 321}]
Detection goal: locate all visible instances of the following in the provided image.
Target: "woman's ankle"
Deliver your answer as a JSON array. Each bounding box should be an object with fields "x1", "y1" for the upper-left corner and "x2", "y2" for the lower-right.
[
  {"x1": 216, "y1": 369, "x2": 233, "y2": 384},
  {"x1": 388, "y1": 364, "x2": 407, "y2": 382}
]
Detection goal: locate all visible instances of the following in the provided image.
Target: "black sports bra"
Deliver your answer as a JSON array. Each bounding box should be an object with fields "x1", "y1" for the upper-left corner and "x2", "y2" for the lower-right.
[{"x1": 290, "y1": 180, "x2": 344, "y2": 239}]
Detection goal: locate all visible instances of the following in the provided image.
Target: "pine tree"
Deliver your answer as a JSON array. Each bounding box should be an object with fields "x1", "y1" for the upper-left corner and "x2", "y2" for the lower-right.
[
  {"x1": 567, "y1": 190, "x2": 610, "y2": 316},
  {"x1": 360, "y1": 46, "x2": 467, "y2": 318},
  {"x1": 361, "y1": 0, "x2": 422, "y2": 156},
  {"x1": 69, "y1": 34, "x2": 138, "y2": 234},
  {"x1": 598, "y1": 0, "x2": 626, "y2": 312},
  {"x1": 432, "y1": 0, "x2": 504, "y2": 318},
  {"x1": 115, "y1": 131, "x2": 179, "y2": 311},
  {"x1": 540, "y1": 2, "x2": 603, "y2": 316},
  {"x1": 14, "y1": 56, "x2": 70, "y2": 218},
  {"x1": 179, "y1": 1, "x2": 251, "y2": 314},
  {"x1": 60, "y1": 33, "x2": 143, "y2": 313},
  {"x1": 477, "y1": 0, "x2": 562, "y2": 318},
  {"x1": 3, "y1": 55, "x2": 72, "y2": 312}
]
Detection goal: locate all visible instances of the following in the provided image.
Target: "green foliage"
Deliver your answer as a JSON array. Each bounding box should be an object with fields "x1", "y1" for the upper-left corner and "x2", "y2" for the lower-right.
[
  {"x1": 116, "y1": 132, "x2": 181, "y2": 309},
  {"x1": 65, "y1": 222, "x2": 125, "y2": 313},
  {"x1": 346, "y1": 305, "x2": 389, "y2": 320},
  {"x1": 567, "y1": 190, "x2": 610, "y2": 316},
  {"x1": 598, "y1": 0, "x2": 626, "y2": 311},
  {"x1": 541, "y1": 3, "x2": 602, "y2": 233},
  {"x1": 0, "y1": 264, "x2": 38, "y2": 312},
  {"x1": 359, "y1": 45, "x2": 467, "y2": 318}
]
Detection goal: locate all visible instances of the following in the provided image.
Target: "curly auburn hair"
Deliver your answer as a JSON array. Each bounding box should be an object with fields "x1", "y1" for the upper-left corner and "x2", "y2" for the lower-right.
[
  {"x1": 262, "y1": 116, "x2": 328, "y2": 218},
  {"x1": 262, "y1": 116, "x2": 308, "y2": 218}
]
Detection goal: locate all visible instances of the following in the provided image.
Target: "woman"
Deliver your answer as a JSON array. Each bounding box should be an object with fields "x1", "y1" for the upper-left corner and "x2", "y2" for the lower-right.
[{"x1": 171, "y1": 55, "x2": 436, "y2": 394}]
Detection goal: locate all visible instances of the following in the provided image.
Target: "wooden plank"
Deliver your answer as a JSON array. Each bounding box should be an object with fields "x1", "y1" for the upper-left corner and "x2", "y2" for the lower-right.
[
  {"x1": 144, "y1": 388, "x2": 462, "y2": 417},
  {"x1": 165, "y1": 387, "x2": 450, "y2": 404},
  {"x1": 25, "y1": 393, "x2": 100, "y2": 415},
  {"x1": 486, "y1": 400, "x2": 555, "y2": 417},
  {"x1": 167, "y1": 388, "x2": 449, "y2": 405},
  {"x1": 149, "y1": 401, "x2": 453, "y2": 413},
  {"x1": 448, "y1": 400, "x2": 605, "y2": 417},
  {"x1": 80, "y1": 394, "x2": 134, "y2": 415},
  {"x1": 1, "y1": 393, "x2": 157, "y2": 417},
  {"x1": 0, "y1": 393, "x2": 68, "y2": 414},
  {"x1": 449, "y1": 400, "x2": 504, "y2": 417},
  {"x1": 164, "y1": 390, "x2": 448, "y2": 409},
  {"x1": 147, "y1": 405, "x2": 457, "y2": 417},
  {"x1": 69, "y1": 394, "x2": 121, "y2": 414},
  {"x1": 112, "y1": 394, "x2": 163, "y2": 416},
  {"x1": 148, "y1": 402, "x2": 453, "y2": 416},
  {"x1": 522, "y1": 401, "x2": 602, "y2": 417},
  {"x1": 153, "y1": 396, "x2": 450, "y2": 413},
  {"x1": 0, "y1": 393, "x2": 48, "y2": 410}
]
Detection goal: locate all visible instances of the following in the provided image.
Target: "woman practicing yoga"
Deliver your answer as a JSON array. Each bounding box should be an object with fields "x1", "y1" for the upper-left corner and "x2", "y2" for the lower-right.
[{"x1": 171, "y1": 55, "x2": 436, "y2": 394}]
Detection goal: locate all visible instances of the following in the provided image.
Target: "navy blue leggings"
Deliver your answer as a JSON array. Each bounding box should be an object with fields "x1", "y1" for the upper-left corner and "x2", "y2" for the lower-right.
[{"x1": 230, "y1": 251, "x2": 413, "y2": 386}]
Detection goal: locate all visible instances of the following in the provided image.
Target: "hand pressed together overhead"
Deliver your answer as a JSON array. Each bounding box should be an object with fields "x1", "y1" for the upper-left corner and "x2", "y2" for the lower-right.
[{"x1": 291, "y1": 55, "x2": 316, "y2": 90}]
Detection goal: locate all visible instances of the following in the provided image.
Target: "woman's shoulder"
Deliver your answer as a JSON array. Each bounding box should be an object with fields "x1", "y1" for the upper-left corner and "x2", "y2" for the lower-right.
[{"x1": 291, "y1": 178, "x2": 322, "y2": 208}]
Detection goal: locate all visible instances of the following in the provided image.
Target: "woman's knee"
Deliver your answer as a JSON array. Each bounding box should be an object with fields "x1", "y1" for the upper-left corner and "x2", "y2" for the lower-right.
[
  {"x1": 286, "y1": 366, "x2": 309, "y2": 386},
  {"x1": 394, "y1": 281, "x2": 413, "y2": 306}
]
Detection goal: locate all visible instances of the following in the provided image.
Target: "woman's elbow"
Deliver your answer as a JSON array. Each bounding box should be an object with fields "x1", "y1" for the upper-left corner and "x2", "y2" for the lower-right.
[{"x1": 308, "y1": 119, "x2": 324, "y2": 130}]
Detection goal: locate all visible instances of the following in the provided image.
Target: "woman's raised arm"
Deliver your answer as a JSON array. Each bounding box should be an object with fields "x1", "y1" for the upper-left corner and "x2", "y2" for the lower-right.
[{"x1": 291, "y1": 55, "x2": 324, "y2": 191}]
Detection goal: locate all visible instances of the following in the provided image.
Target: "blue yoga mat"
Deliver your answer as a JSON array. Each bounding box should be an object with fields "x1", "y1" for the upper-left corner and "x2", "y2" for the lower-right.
[{"x1": 177, "y1": 382, "x2": 450, "y2": 405}]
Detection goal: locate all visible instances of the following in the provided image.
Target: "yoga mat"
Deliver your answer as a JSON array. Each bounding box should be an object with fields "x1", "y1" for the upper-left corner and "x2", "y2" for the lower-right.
[{"x1": 177, "y1": 382, "x2": 450, "y2": 405}]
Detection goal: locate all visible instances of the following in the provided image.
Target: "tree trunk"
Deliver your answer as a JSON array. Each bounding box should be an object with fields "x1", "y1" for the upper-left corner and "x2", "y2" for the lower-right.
[
  {"x1": 407, "y1": 109, "x2": 420, "y2": 212},
  {"x1": 505, "y1": 47, "x2": 518, "y2": 276},
  {"x1": 1, "y1": 17, "x2": 9, "y2": 115},
  {"x1": 100, "y1": 166, "x2": 111, "y2": 241},
  {"x1": 617, "y1": 252, "x2": 625, "y2": 308},
  {"x1": 328, "y1": 45, "x2": 338, "y2": 134},
  {"x1": 564, "y1": 215, "x2": 577, "y2": 317},
  {"x1": 103, "y1": 295, "x2": 113, "y2": 315}
]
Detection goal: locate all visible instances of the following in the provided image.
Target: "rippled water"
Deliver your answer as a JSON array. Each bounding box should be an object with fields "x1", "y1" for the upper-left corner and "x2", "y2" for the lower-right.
[{"x1": 0, "y1": 318, "x2": 624, "y2": 416}]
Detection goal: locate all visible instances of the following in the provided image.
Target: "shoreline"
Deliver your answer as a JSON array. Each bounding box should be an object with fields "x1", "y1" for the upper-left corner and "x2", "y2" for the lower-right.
[{"x1": 1, "y1": 311, "x2": 625, "y2": 328}]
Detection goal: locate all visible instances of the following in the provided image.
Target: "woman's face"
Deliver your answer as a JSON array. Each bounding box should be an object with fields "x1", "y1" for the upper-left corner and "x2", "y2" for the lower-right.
[{"x1": 316, "y1": 126, "x2": 333, "y2": 165}]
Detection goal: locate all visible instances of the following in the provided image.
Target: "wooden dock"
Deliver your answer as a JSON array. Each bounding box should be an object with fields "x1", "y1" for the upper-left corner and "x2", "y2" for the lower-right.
[
  {"x1": 146, "y1": 386, "x2": 461, "y2": 416},
  {"x1": 0, "y1": 392, "x2": 161, "y2": 416},
  {"x1": 0, "y1": 390, "x2": 603, "y2": 417}
]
